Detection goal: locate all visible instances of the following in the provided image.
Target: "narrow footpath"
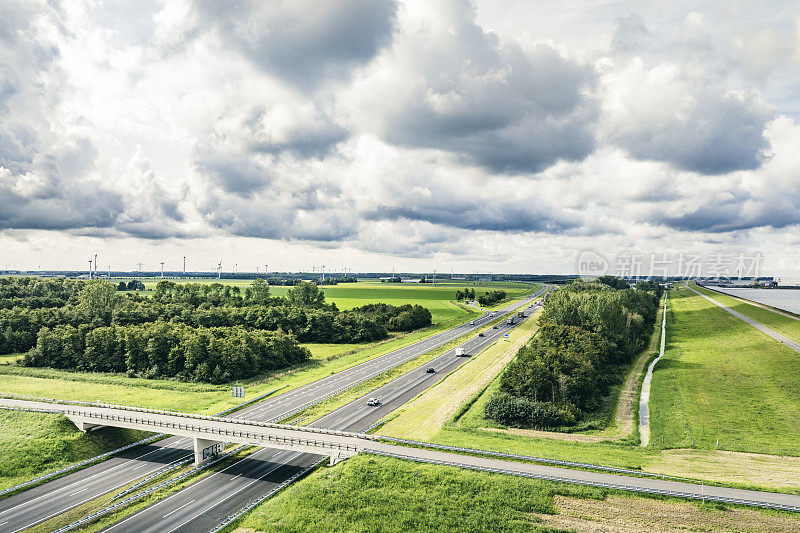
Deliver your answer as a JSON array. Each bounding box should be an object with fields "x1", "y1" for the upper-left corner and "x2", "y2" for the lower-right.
[{"x1": 638, "y1": 292, "x2": 667, "y2": 447}]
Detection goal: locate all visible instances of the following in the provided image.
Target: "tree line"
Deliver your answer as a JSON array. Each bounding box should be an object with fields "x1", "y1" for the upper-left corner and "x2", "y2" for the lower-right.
[
  {"x1": 485, "y1": 278, "x2": 661, "y2": 428},
  {"x1": 0, "y1": 278, "x2": 434, "y2": 382},
  {"x1": 455, "y1": 288, "x2": 507, "y2": 306},
  {"x1": 24, "y1": 322, "x2": 309, "y2": 383}
]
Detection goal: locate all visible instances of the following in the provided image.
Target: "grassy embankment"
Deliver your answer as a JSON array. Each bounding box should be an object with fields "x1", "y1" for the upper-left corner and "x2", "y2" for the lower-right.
[
  {"x1": 365, "y1": 286, "x2": 800, "y2": 491},
  {"x1": 649, "y1": 285, "x2": 800, "y2": 456},
  {"x1": 229, "y1": 454, "x2": 800, "y2": 533},
  {"x1": 693, "y1": 284, "x2": 800, "y2": 342},
  {"x1": 0, "y1": 411, "x2": 150, "y2": 492}
]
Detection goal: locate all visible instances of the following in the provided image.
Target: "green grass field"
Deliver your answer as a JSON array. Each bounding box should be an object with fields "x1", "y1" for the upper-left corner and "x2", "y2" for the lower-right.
[
  {"x1": 693, "y1": 285, "x2": 800, "y2": 343},
  {"x1": 233, "y1": 453, "x2": 605, "y2": 533},
  {"x1": 649, "y1": 286, "x2": 800, "y2": 456},
  {"x1": 0, "y1": 410, "x2": 150, "y2": 491}
]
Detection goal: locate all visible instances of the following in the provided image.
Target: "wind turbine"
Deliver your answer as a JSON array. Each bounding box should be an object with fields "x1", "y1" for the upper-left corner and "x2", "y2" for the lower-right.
[
  {"x1": 160, "y1": 261, "x2": 165, "y2": 278},
  {"x1": 88, "y1": 259, "x2": 93, "y2": 279},
  {"x1": 217, "y1": 261, "x2": 222, "y2": 279},
  {"x1": 183, "y1": 256, "x2": 186, "y2": 277}
]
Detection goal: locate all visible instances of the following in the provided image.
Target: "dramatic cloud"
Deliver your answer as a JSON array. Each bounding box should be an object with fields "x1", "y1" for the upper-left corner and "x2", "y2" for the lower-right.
[
  {"x1": 2, "y1": 0, "x2": 800, "y2": 274},
  {"x1": 191, "y1": 0, "x2": 398, "y2": 89},
  {"x1": 347, "y1": 0, "x2": 596, "y2": 173}
]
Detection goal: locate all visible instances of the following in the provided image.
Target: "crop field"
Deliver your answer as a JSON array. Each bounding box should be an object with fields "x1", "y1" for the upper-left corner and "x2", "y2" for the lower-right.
[
  {"x1": 122, "y1": 279, "x2": 537, "y2": 325},
  {"x1": 649, "y1": 286, "x2": 800, "y2": 456}
]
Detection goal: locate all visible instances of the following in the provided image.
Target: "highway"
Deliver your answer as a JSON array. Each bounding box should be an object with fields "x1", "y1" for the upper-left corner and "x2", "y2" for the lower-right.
[
  {"x1": 0, "y1": 287, "x2": 546, "y2": 532},
  {"x1": 100, "y1": 297, "x2": 547, "y2": 532},
  {"x1": 688, "y1": 284, "x2": 800, "y2": 354}
]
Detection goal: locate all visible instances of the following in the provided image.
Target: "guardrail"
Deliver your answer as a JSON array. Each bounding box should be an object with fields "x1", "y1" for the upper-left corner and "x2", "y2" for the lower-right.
[
  {"x1": 363, "y1": 448, "x2": 800, "y2": 514},
  {"x1": 208, "y1": 456, "x2": 327, "y2": 533},
  {"x1": 51, "y1": 444, "x2": 251, "y2": 533},
  {"x1": 377, "y1": 436, "x2": 686, "y2": 480},
  {"x1": 61, "y1": 408, "x2": 363, "y2": 453},
  {"x1": 0, "y1": 432, "x2": 168, "y2": 499}
]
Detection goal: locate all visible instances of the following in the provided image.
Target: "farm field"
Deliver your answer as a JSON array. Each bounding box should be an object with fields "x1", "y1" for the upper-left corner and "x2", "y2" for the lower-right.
[
  {"x1": 693, "y1": 284, "x2": 800, "y2": 342},
  {"x1": 230, "y1": 454, "x2": 800, "y2": 533},
  {"x1": 118, "y1": 279, "x2": 537, "y2": 325},
  {"x1": 649, "y1": 285, "x2": 800, "y2": 456}
]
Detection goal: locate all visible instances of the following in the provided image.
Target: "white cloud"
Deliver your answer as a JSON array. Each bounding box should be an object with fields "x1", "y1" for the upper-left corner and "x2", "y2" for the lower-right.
[{"x1": 1, "y1": 0, "x2": 799, "y2": 275}]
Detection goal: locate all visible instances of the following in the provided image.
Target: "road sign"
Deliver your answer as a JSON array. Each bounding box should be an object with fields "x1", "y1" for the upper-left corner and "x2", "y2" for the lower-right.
[{"x1": 231, "y1": 386, "x2": 245, "y2": 398}]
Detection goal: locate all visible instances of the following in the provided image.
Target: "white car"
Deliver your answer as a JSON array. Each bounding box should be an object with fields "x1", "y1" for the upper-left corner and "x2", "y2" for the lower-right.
[{"x1": 367, "y1": 398, "x2": 380, "y2": 406}]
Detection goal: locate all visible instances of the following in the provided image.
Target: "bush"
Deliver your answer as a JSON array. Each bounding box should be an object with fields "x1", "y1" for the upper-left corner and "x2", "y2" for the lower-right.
[{"x1": 483, "y1": 392, "x2": 574, "y2": 428}]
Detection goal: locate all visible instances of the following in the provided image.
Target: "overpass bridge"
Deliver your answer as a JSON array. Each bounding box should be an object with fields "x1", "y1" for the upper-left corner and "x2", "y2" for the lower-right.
[
  {"x1": 0, "y1": 399, "x2": 371, "y2": 466},
  {"x1": 3, "y1": 398, "x2": 800, "y2": 515}
]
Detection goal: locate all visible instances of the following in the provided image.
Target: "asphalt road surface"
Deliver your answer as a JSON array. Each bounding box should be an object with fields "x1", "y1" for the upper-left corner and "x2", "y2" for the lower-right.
[
  {"x1": 0, "y1": 287, "x2": 546, "y2": 532},
  {"x1": 100, "y1": 298, "x2": 548, "y2": 532},
  {"x1": 688, "y1": 284, "x2": 800, "y2": 354}
]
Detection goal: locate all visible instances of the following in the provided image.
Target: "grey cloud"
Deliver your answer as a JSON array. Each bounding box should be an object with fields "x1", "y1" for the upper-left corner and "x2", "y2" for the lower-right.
[
  {"x1": 192, "y1": 0, "x2": 397, "y2": 89},
  {"x1": 352, "y1": 1, "x2": 596, "y2": 174},
  {"x1": 611, "y1": 14, "x2": 651, "y2": 53},
  {"x1": 606, "y1": 89, "x2": 773, "y2": 175}
]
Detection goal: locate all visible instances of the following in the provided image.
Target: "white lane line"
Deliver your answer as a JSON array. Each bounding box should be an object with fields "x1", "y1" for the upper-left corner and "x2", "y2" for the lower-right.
[
  {"x1": 69, "y1": 488, "x2": 88, "y2": 496},
  {"x1": 228, "y1": 473, "x2": 242, "y2": 482},
  {"x1": 163, "y1": 453, "x2": 301, "y2": 533},
  {"x1": 163, "y1": 500, "x2": 195, "y2": 519}
]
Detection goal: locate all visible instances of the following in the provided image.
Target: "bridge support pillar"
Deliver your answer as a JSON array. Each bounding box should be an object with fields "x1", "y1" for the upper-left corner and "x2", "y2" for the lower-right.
[
  {"x1": 65, "y1": 416, "x2": 102, "y2": 432},
  {"x1": 329, "y1": 451, "x2": 356, "y2": 466},
  {"x1": 194, "y1": 437, "x2": 224, "y2": 466}
]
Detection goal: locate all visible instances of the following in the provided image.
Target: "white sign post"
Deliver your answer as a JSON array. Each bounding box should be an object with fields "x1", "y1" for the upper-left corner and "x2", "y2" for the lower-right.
[{"x1": 231, "y1": 386, "x2": 245, "y2": 398}]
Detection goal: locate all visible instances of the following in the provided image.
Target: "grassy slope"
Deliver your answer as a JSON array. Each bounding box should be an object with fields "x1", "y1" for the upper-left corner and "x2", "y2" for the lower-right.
[
  {"x1": 232, "y1": 454, "x2": 800, "y2": 533},
  {"x1": 233, "y1": 453, "x2": 604, "y2": 533},
  {"x1": 378, "y1": 308, "x2": 541, "y2": 440},
  {"x1": 0, "y1": 410, "x2": 151, "y2": 491},
  {"x1": 693, "y1": 284, "x2": 800, "y2": 343},
  {"x1": 649, "y1": 286, "x2": 800, "y2": 455}
]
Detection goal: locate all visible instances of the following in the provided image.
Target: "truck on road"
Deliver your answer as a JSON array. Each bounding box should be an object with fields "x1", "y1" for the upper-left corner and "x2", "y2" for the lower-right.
[
  {"x1": 455, "y1": 347, "x2": 466, "y2": 356},
  {"x1": 506, "y1": 317, "x2": 514, "y2": 325}
]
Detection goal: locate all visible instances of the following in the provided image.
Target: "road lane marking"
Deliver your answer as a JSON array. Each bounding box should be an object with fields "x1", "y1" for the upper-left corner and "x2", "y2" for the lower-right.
[{"x1": 163, "y1": 500, "x2": 195, "y2": 518}]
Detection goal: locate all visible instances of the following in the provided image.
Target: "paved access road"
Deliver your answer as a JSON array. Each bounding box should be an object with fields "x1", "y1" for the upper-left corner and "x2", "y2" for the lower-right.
[
  {"x1": 688, "y1": 284, "x2": 800, "y2": 354},
  {"x1": 101, "y1": 296, "x2": 550, "y2": 532},
  {"x1": 0, "y1": 286, "x2": 546, "y2": 532}
]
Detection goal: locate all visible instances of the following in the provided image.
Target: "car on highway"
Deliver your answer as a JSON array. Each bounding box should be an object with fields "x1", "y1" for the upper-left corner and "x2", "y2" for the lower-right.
[
  {"x1": 366, "y1": 398, "x2": 380, "y2": 406},
  {"x1": 492, "y1": 325, "x2": 498, "y2": 329},
  {"x1": 478, "y1": 332, "x2": 485, "y2": 337},
  {"x1": 469, "y1": 320, "x2": 475, "y2": 325},
  {"x1": 426, "y1": 368, "x2": 435, "y2": 373}
]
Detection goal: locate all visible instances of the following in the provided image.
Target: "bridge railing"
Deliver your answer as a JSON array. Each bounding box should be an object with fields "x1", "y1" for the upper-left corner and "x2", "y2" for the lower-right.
[{"x1": 63, "y1": 408, "x2": 363, "y2": 453}]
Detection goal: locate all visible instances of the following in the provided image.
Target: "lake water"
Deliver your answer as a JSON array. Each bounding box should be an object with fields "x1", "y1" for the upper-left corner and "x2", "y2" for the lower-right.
[{"x1": 710, "y1": 287, "x2": 800, "y2": 315}]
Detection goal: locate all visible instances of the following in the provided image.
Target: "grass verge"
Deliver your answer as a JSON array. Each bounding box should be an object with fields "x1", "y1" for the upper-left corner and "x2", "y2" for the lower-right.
[{"x1": 649, "y1": 285, "x2": 800, "y2": 456}]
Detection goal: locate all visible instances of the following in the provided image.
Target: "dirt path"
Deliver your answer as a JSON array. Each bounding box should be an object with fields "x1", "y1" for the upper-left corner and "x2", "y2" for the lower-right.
[{"x1": 639, "y1": 293, "x2": 668, "y2": 446}]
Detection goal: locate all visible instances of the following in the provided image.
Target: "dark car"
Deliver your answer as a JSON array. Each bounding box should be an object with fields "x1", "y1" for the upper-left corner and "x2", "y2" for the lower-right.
[
  {"x1": 492, "y1": 325, "x2": 499, "y2": 329},
  {"x1": 426, "y1": 368, "x2": 435, "y2": 373},
  {"x1": 478, "y1": 332, "x2": 485, "y2": 337}
]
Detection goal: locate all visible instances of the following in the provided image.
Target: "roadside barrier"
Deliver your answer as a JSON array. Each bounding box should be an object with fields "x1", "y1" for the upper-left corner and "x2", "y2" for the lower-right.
[
  {"x1": 363, "y1": 448, "x2": 800, "y2": 514},
  {"x1": 50, "y1": 445, "x2": 252, "y2": 533},
  {"x1": 208, "y1": 457, "x2": 327, "y2": 533}
]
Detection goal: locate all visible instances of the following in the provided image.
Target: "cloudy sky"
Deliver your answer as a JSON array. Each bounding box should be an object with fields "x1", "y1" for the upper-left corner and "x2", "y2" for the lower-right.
[{"x1": 2, "y1": 0, "x2": 799, "y2": 276}]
